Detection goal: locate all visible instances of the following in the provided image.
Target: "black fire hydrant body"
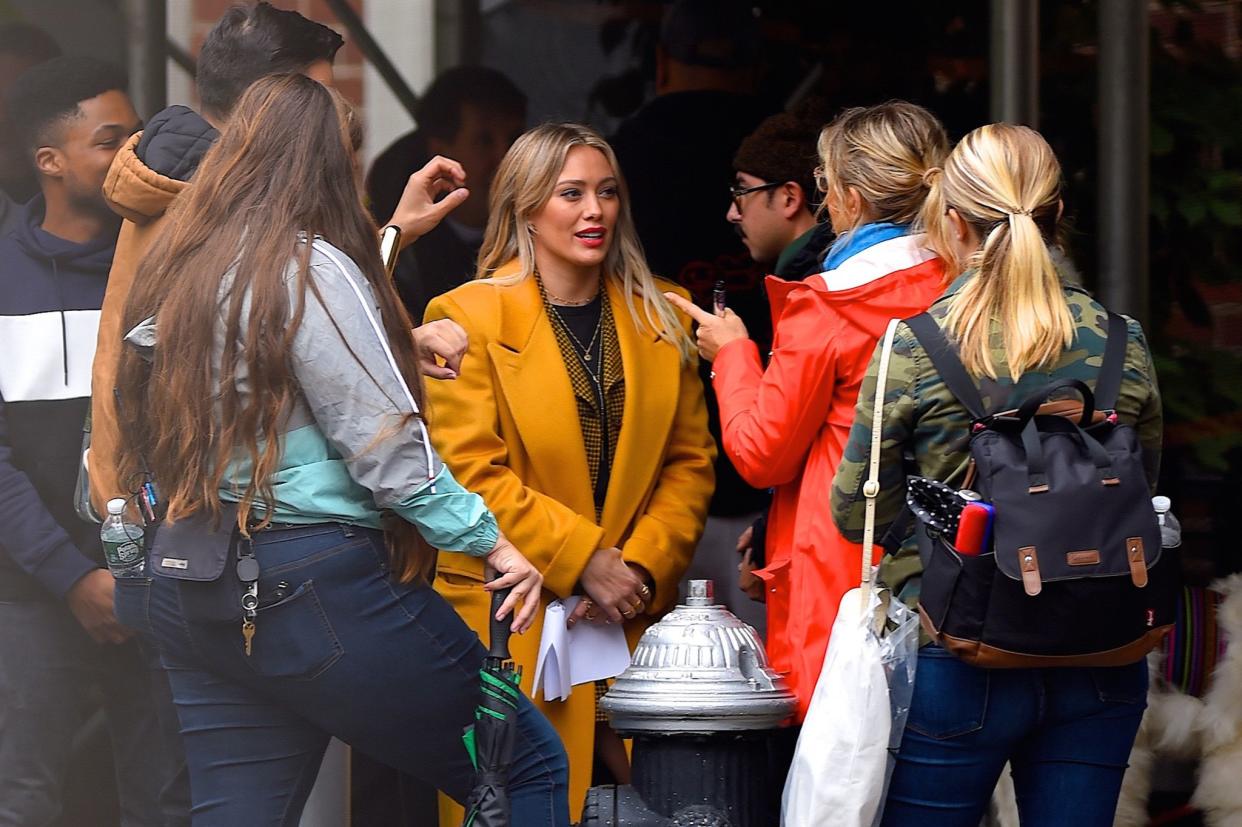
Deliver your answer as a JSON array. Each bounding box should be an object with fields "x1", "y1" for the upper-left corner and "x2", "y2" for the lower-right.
[{"x1": 580, "y1": 581, "x2": 796, "y2": 827}]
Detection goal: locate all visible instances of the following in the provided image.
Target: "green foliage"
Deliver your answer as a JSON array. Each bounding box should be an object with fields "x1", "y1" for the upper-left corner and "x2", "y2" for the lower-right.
[
  {"x1": 1154, "y1": 347, "x2": 1242, "y2": 472},
  {"x1": 1144, "y1": 4, "x2": 1242, "y2": 465}
]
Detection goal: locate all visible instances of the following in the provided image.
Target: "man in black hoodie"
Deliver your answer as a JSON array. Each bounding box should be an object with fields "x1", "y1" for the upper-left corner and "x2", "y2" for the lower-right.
[{"x1": 0, "y1": 57, "x2": 181, "y2": 826}]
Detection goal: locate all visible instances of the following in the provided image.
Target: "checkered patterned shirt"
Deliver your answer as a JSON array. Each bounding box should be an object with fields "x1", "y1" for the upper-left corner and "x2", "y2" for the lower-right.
[{"x1": 542, "y1": 286, "x2": 624, "y2": 519}]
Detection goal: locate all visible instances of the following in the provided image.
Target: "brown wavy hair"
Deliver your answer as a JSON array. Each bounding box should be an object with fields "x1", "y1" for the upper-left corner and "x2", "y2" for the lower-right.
[{"x1": 117, "y1": 73, "x2": 431, "y2": 574}]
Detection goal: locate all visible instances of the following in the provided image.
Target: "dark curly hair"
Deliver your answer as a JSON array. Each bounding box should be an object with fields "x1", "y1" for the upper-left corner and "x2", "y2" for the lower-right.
[{"x1": 732, "y1": 106, "x2": 825, "y2": 213}]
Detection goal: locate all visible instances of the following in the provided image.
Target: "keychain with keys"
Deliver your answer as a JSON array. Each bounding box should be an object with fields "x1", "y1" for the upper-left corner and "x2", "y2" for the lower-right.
[{"x1": 237, "y1": 537, "x2": 260, "y2": 656}]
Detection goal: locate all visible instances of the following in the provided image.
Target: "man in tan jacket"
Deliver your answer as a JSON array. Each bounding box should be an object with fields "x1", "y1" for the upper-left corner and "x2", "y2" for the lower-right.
[{"x1": 90, "y1": 2, "x2": 471, "y2": 517}]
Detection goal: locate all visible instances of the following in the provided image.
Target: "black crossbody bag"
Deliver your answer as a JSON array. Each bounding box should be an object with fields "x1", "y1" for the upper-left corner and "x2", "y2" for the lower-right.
[{"x1": 147, "y1": 502, "x2": 260, "y2": 625}]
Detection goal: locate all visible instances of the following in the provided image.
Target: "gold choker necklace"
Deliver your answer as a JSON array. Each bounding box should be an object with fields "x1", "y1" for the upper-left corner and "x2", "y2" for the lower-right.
[{"x1": 544, "y1": 287, "x2": 599, "y2": 306}]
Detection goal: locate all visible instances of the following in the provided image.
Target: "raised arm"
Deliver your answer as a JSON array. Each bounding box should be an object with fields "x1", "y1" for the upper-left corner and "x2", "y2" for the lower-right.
[{"x1": 711, "y1": 289, "x2": 839, "y2": 488}]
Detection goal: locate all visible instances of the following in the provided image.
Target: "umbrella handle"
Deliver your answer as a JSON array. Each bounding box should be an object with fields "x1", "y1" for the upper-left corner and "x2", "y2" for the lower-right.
[{"x1": 485, "y1": 566, "x2": 514, "y2": 661}]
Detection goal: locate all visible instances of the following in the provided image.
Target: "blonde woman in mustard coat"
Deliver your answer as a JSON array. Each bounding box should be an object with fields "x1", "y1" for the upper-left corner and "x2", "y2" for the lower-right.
[{"x1": 424, "y1": 123, "x2": 715, "y2": 823}]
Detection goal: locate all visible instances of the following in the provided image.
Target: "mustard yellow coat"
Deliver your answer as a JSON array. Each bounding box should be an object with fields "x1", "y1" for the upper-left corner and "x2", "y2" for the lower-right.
[{"x1": 423, "y1": 265, "x2": 715, "y2": 821}]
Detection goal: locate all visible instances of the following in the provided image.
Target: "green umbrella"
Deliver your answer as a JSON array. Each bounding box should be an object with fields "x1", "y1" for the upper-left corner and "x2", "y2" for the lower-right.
[{"x1": 461, "y1": 575, "x2": 521, "y2": 827}]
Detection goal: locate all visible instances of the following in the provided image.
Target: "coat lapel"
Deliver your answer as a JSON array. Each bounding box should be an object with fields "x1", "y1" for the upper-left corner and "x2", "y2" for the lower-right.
[
  {"x1": 601, "y1": 280, "x2": 678, "y2": 537},
  {"x1": 487, "y1": 274, "x2": 595, "y2": 517}
]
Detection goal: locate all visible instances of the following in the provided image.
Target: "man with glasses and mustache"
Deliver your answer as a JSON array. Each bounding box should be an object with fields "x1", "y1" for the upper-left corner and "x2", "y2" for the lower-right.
[
  {"x1": 728, "y1": 109, "x2": 832, "y2": 282},
  {"x1": 688, "y1": 107, "x2": 832, "y2": 628}
]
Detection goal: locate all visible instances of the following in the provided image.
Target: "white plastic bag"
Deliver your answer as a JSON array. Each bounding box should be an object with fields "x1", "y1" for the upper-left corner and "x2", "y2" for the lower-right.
[
  {"x1": 781, "y1": 586, "x2": 918, "y2": 827},
  {"x1": 781, "y1": 319, "x2": 920, "y2": 826}
]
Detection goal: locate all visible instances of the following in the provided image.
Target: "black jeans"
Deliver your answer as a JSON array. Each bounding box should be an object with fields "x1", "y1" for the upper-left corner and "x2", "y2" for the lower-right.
[{"x1": 0, "y1": 596, "x2": 187, "y2": 827}]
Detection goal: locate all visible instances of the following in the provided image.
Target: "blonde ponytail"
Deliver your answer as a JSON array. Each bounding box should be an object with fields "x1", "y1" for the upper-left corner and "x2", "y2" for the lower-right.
[{"x1": 927, "y1": 124, "x2": 1074, "y2": 380}]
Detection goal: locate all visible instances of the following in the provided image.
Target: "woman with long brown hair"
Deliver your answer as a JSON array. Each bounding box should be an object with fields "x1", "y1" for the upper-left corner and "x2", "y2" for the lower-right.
[
  {"x1": 424, "y1": 122, "x2": 715, "y2": 821},
  {"x1": 112, "y1": 74, "x2": 570, "y2": 826}
]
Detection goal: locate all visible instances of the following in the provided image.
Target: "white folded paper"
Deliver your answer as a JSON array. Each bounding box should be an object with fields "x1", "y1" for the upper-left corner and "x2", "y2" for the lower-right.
[{"x1": 531, "y1": 597, "x2": 633, "y2": 702}]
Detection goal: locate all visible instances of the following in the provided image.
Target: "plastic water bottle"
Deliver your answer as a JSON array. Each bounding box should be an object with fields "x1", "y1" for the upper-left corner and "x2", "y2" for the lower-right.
[
  {"x1": 1152, "y1": 495, "x2": 1182, "y2": 549},
  {"x1": 101, "y1": 498, "x2": 145, "y2": 578}
]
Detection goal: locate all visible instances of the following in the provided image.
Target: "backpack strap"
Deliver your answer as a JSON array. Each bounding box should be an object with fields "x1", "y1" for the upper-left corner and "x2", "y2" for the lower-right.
[
  {"x1": 1094, "y1": 312, "x2": 1129, "y2": 411},
  {"x1": 861, "y1": 318, "x2": 903, "y2": 596},
  {"x1": 903, "y1": 313, "x2": 989, "y2": 420}
]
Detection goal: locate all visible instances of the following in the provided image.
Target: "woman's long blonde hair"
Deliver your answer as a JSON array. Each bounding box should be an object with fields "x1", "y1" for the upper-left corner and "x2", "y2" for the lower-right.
[
  {"x1": 923, "y1": 123, "x2": 1072, "y2": 380},
  {"x1": 816, "y1": 101, "x2": 948, "y2": 235},
  {"x1": 476, "y1": 122, "x2": 692, "y2": 362}
]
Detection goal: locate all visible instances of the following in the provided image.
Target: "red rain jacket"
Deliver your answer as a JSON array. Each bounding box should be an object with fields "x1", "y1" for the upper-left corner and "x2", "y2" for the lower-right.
[{"x1": 711, "y1": 234, "x2": 945, "y2": 718}]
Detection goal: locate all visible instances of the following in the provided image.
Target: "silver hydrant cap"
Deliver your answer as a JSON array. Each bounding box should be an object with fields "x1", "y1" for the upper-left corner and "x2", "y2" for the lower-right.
[
  {"x1": 685, "y1": 579, "x2": 714, "y2": 606},
  {"x1": 600, "y1": 580, "x2": 795, "y2": 734}
]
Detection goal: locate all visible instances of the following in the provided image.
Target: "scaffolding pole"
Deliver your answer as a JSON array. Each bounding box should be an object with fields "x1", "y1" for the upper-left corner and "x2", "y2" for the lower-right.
[
  {"x1": 123, "y1": 0, "x2": 167, "y2": 118},
  {"x1": 323, "y1": 0, "x2": 421, "y2": 121},
  {"x1": 1098, "y1": 0, "x2": 1150, "y2": 327},
  {"x1": 989, "y1": 0, "x2": 1039, "y2": 126}
]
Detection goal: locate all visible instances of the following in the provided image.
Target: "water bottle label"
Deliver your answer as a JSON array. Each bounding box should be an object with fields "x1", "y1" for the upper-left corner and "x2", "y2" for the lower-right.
[{"x1": 104, "y1": 540, "x2": 142, "y2": 566}]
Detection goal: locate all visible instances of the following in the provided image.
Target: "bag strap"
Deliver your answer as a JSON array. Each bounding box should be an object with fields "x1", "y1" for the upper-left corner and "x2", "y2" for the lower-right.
[
  {"x1": 861, "y1": 319, "x2": 902, "y2": 595},
  {"x1": 1095, "y1": 312, "x2": 1128, "y2": 411},
  {"x1": 904, "y1": 313, "x2": 988, "y2": 420}
]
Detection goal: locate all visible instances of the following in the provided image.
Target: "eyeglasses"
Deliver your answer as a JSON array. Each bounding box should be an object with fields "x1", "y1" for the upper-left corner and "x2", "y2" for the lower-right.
[{"x1": 729, "y1": 181, "x2": 782, "y2": 213}]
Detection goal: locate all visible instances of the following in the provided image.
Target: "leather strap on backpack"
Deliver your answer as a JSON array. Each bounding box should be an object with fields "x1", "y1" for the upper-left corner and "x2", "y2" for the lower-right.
[{"x1": 861, "y1": 319, "x2": 902, "y2": 597}]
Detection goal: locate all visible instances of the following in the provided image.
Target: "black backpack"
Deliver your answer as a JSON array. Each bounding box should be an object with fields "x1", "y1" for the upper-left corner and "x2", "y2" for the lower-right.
[{"x1": 903, "y1": 311, "x2": 1178, "y2": 668}]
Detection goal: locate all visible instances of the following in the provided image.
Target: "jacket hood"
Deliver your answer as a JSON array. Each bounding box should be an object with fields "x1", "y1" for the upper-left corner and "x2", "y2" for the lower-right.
[
  {"x1": 764, "y1": 234, "x2": 947, "y2": 331},
  {"x1": 13, "y1": 195, "x2": 116, "y2": 276},
  {"x1": 103, "y1": 105, "x2": 216, "y2": 225},
  {"x1": 137, "y1": 105, "x2": 219, "y2": 181}
]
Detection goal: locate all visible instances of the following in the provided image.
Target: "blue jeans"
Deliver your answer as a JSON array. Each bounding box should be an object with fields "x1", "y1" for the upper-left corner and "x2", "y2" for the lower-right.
[
  {"x1": 881, "y1": 645, "x2": 1147, "y2": 827},
  {"x1": 122, "y1": 523, "x2": 569, "y2": 827},
  {"x1": 0, "y1": 596, "x2": 186, "y2": 827}
]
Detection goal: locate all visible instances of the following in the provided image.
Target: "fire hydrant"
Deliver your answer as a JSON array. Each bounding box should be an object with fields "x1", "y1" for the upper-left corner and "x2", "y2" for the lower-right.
[{"x1": 580, "y1": 580, "x2": 796, "y2": 826}]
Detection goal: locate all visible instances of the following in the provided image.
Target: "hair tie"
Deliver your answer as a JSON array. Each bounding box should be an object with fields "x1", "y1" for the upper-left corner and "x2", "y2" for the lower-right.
[
  {"x1": 1006, "y1": 206, "x2": 1032, "y2": 217},
  {"x1": 921, "y1": 166, "x2": 942, "y2": 187}
]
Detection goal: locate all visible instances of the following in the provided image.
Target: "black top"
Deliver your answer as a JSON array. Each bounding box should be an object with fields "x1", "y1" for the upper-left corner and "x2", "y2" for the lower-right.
[
  {"x1": 366, "y1": 130, "x2": 482, "y2": 323},
  {"x1": 611, "y1": 90, "x2": 775, "y2": 517},
  {"x1": 549, "y1": 296, "x2": 610, "y2": 508},
  {"x1": 550, "y1": 296, "x2": 603, "y2": 363},
  {"x1": 391, "y1": 226, "x2": 480, "y2": 323}
]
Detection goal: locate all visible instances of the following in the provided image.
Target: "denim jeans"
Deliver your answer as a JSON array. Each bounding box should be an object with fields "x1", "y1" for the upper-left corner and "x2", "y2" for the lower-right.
[
  {"x1": 113, "y1": 578, "x2": 194, "y2": 825},
  {"x1": 123, "y1": 522, "x2": 569, "y2": 827},
  {"x1": 881, "y1": 645, "x2": 1148, "y2": 827},
  {"x1": 0, "y1": 596, "x2": 186, "y2": 827}
]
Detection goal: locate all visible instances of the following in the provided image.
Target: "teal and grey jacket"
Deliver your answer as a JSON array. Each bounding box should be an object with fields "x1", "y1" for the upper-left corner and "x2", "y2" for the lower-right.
[
  {"x1": 830, "y1": 274, "x2": 1163, "y2": 609},
  {"x1": 127, "y1": 238, "x2": 497, "y2": 556}
]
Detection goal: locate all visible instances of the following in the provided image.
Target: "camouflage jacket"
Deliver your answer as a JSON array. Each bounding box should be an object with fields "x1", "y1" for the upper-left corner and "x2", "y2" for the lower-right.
[{"x1": 829, "y1": 274, "x2": 1163, "y2": 608}]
